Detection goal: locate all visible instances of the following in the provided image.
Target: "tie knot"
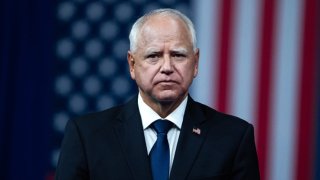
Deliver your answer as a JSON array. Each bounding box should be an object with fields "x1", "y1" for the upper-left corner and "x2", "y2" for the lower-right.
[{"x1": 152, "y1": 120, "x2": 173, "y2": 134}]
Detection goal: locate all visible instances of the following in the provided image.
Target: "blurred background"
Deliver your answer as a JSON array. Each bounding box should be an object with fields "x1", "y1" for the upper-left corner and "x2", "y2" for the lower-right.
[{"x1": 0, "y1": 0, "x2": 319, "y2": 180}]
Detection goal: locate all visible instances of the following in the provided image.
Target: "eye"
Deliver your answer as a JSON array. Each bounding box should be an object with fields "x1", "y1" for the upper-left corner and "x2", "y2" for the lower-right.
[
  {"x1": 173, "y1": 53, "x2": 185, "y2": 57},
  {"x1": 172, "y1": 52, "x2": 186, "y2": 60},
  {"x1": 145, "y1": 53, "x2": 161, "y2": 63},
  {"x1": 147, "y1": 54, "x2": 160, "y2": 59}
]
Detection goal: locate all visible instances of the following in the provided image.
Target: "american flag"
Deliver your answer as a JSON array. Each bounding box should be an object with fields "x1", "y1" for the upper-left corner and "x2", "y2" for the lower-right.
[{"x1": 52, "y1": 0, "x2": 320, "y2": 180}]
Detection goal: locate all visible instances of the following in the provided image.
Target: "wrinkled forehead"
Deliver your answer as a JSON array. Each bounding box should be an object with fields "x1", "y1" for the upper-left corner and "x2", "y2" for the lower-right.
[{"x1": 137, "y1": 15, "x2": 193, "y2": 46}]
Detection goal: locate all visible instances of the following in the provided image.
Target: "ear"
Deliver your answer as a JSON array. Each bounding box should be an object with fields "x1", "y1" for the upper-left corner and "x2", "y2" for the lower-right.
[
  {"x1": 127, "y1": 51, "x2": 136, "y2": 80},
  {"x1": 193, "y1": 48, "x2": 200, "y2": 78}
]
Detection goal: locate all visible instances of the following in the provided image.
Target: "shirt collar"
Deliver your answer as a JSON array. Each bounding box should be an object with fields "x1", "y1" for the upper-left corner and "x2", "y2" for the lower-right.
[{"x1": 138, "y1": 93, "x2": 188, "y2": 130}]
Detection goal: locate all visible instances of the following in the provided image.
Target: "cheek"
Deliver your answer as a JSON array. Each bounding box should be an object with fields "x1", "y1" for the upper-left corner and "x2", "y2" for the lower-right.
[
  {"x1": 180, "y1": 64, "x2": 197, "y2": 79},
  {"x1": 135, "y1": 65, "x2": 157, "y2": 83}
]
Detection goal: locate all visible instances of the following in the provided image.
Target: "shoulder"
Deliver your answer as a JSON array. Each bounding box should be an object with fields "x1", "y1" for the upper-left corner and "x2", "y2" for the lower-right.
[
  {"x1": 75, "y1": 104, "x2": 124, "y2": 124},
  {"x1": 64, "y1": 104, "x2": 124, "y2": 136},
  {"x1": 67, "y1": 94, "x2": 139, "y2": 134},
  {"x1": 70, "y1": 95, "x2": 138, "y2": 128},
  {"x1": 190, "y1": 100, "x2": 256, "y2": 151},
  {"x1": 189, "y1": 98, "x2": 253, "y2": 133}
]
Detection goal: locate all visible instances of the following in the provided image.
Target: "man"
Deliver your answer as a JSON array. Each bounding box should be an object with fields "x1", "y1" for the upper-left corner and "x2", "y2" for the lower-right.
[{"x1": 55, "y1": 8, "x2": 260, "y2": 180}]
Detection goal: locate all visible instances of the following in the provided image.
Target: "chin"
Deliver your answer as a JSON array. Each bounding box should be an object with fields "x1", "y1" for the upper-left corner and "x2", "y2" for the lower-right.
[{"x1": 153, "y1": 93, "x2": 184, "y2": 103}]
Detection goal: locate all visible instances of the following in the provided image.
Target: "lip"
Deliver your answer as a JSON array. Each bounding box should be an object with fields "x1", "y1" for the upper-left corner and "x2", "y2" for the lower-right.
[{"x1": 155, "y1": 80, "x2": 178, "y2": 85}]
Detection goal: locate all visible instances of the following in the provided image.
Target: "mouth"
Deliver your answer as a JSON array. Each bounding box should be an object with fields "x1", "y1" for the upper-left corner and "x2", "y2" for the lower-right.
[
  {"x1": 155, "y1": 81, "x2": 179, "y2": 90},
  {"x1": 155, "y1": 80, "x2": 178, "y2": 85}
]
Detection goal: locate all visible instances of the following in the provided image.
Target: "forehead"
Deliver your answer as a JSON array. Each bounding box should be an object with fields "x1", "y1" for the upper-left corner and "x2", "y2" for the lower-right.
[{"x1": 137, "y1": 15, "x2": 192, "y2": 48}]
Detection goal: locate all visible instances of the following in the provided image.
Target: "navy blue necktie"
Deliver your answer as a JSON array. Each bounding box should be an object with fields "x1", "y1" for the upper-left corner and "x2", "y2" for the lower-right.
[{"x1": 150, "y1": 120, "x2": 173, "y2": 180}]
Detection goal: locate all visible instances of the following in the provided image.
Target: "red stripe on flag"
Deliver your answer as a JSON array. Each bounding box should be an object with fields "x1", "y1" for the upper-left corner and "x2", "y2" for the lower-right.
[
  {"x1": 255, "y1": 0, "x2": 277, "y2": 179},
  {"x1": 215, "y1": 0, "x2": 235, "y2": 112},
  {"x1": 295, "y1": 0, "x2": 317, "y2": 179}
]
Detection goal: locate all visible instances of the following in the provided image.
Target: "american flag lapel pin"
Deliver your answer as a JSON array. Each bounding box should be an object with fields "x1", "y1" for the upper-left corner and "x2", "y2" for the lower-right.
[{"x1": 192, "y1": 127, "x2": 201, "y2": 135}]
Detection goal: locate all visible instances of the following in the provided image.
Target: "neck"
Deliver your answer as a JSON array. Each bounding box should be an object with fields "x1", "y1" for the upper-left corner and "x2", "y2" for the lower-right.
[
  {"x1": 153, "y1": 101, "x2": 181, "y2": 118},
  {"x1": 140, "y1": 93, "x2": 187, "y2": 118}
]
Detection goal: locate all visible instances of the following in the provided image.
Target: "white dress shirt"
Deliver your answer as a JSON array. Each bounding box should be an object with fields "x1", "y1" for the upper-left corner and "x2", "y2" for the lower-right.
[{"x1": 138, "y1": 93, "x2": 188, "y2": 172}]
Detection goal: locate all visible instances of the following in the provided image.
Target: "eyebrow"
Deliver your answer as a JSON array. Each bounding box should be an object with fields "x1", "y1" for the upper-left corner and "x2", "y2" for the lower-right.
[
  {"x1": 170, "y1": 48, "x2": 188, "y2": 54},
  {"x1": 144, "y1": 47, "x2": 189, "y2": 55},
  {"x1": 145, "y1": 48, "x2": 161, "y2": 55}
]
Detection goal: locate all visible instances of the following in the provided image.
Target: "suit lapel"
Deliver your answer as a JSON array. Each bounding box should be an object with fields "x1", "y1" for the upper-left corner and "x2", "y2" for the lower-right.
[
  {"x1": 113, "y1": 97, "x2": 152, "y2": 180},
  {"x1": 170, "y1": 97, "x2": 210, "y2": 180}
]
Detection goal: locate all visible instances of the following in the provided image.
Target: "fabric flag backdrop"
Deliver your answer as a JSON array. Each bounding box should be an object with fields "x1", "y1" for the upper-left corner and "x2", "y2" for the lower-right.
[
  {"x1": 192, "y1": 0, "x2": 320, "y2": 180},
  {"x1": 52, "y1": 0, "x2": 320, "y2": 180}
]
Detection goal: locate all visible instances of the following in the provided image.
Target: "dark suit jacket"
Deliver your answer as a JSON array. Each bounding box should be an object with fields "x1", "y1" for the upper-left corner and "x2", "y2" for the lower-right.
[{"x1": 55, "y1": 95, "x2": 260, "y2": 180}]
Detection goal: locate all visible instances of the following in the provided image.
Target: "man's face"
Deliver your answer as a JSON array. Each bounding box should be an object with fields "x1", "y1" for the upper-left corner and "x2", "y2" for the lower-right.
[{"x1": 128, "y1": 15, "x2": 199, "y2": 105}]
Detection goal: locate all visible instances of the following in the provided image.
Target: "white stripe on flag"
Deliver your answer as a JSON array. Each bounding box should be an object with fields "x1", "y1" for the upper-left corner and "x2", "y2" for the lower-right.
[
  {"x1": 229, "y1": 0, "x2": 261, "y2": 124},
  {"x1": 191, "y1": 0, "x2": 219, "y2": 108},
  {"x1": 268, "y1": 0, "x2": 303, "y2": 179}
]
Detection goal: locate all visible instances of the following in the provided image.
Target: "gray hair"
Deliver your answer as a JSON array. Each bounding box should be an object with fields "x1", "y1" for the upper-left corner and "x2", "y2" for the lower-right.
[{"x1": 129, "y1": 8, "x2": 197, "y2": 52}]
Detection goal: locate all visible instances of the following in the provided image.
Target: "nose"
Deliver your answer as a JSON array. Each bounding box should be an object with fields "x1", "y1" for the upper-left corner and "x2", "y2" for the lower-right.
[{"x1": 160, "y1": 55, "x2": 173, "y2": 74}]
